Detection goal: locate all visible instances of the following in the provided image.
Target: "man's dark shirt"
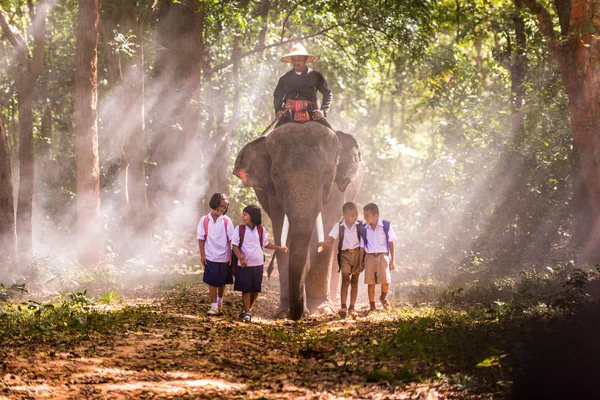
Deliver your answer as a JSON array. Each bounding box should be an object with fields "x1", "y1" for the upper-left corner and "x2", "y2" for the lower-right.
[{"x1": 273, "y1": 67, "x2": 333, "y2": 116}]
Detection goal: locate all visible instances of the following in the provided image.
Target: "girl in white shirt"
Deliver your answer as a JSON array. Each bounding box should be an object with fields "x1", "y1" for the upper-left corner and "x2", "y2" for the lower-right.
[
  {"x1": 232, "y1": 205, "x2": 287, "y2": 322},
  {"x1": 197, "y1": 193, "x2": 234, "y2": 315}
]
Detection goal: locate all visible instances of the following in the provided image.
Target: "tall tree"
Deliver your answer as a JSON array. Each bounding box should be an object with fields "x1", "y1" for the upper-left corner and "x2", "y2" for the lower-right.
[
  {"x1": 99, "y1": 0, "x2": 151, "y2": 260},
  {"x1": 521, "y1": 0, "x2": 600, "y2": 260},
  {"x1": 148, "y1": 0, "x2": 202, "y2": 231},
  {"x1": 0, "y1": 0, "x2": 47, "y2": 264},
  {"x1": 0, "y1": 116, "x2": 18, "y2": 278},
  {"x1": 75, "y1": 0, "x2": 102, "y2": 266}
]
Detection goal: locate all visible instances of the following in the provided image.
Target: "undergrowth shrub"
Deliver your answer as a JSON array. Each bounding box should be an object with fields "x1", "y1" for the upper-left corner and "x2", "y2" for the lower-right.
[
  {"x1": 0, "y1": 285, "x2": 158, "y2": 344},
  {"x1": 403, "y1": 262, "x2": 599, "y2": 313}
]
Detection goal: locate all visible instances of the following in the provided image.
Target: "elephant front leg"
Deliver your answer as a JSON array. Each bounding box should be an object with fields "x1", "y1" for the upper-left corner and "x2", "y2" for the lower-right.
[
  {"x1": 305, "y1": 240, "x2": 336, "y2": 314},
  {"x1": 266, "y1": 202, "x2": 291, "y2": 318},
  {"x1": 274, "y1": 249, "x2": 291, "y2": 318}
]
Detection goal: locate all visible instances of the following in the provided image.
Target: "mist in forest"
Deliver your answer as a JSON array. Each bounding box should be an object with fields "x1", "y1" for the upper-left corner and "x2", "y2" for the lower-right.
[{"x1": 0, "y1": 0, "x2": 591, "y2": 305}]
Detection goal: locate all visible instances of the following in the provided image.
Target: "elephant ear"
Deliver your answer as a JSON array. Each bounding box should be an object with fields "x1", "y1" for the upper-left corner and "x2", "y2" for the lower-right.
[
  {"x1": 233, "y1": 136, "x2": 275, "y2": 195},
  {"x1": 335, "y1": 131, "x2": 361, "y2": 192}
]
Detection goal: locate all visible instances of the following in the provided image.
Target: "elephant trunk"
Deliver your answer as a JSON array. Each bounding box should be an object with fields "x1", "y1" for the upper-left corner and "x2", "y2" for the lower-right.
[{"x1": 287, "y1": 219, "x2": 314, "y2": 320}]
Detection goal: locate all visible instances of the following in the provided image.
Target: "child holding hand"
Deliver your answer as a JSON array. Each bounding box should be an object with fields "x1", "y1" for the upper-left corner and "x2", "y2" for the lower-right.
[
  {"x1": 232, "y1": 205, "x2": 288, "y2": 322},
  {"x1": 197, "y1": 193, "x2": 234, "y2": 315},
  {"x1": 318, "y1": 202, "x2": 362, "y2": 318}
]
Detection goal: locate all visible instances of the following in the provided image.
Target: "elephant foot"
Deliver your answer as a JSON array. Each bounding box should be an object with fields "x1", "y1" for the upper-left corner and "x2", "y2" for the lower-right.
[
  {"x1": 274, "y1": 305, "x2": 311, "y2": 320},
  {"x1": 274, "y1": 307, "x2": 289, "y2": 319},
  {"x1": 307, "y1": 297, "x2": 335, "y2": 315}
]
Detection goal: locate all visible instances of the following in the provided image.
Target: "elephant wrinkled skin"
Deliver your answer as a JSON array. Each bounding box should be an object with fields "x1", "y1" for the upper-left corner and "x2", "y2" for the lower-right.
[{"x1": 233, "y1": 122, "x2": 362, "y2": 320}]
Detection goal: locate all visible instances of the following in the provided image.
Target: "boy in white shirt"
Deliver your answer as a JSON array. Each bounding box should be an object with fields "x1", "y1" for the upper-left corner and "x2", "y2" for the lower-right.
[
  {"x1": 232, "y1": 205, "x2": 287, "y2": 322},
  {"x1": 358, "y1": 203, "x2": 398, "y2": 313},
  {"x1": 318, "y1": 202, "x2": 362, "y2": 318},
  {"x1": 197, "y1": 193, "x2": 234, "y2": 315}
]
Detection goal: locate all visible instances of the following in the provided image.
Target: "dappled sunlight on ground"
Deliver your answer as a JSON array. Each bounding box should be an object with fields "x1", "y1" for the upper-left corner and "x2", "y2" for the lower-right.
[{"x1": 0, "y1": 278, "x2": 498, "y2": 399}]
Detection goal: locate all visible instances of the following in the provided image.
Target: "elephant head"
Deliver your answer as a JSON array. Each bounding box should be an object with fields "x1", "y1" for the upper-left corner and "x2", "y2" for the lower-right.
[{"x1": 234, "y1": 122, "x2": 361, "y2": 320}]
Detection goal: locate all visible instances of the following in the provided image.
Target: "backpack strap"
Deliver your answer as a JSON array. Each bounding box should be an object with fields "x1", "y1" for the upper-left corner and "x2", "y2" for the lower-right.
[
  {"x1": 356, "y1": 221, "x2": 363, "y2": 242},
  {"x1": 383, "y1": 220, "x2": 390, "y2": 253},
  {"x1": 337, "y1": 220, "x2": 344, "y2": 271},
  {"x1": 337, "y1": 220, "x2": 345, "y2": 254},
  {"x1": 359, "y1": 223, "x2": 368, "y2": 249},
  {"x1": 257, "y1": 225, "x2": 264, "y2": 248},
  {"x1": 202, "y1": 215, "x2": 209, "y2": 240},
  {"x1": 383, "y1": 219, "x2": 390, "y2": 247},
  {"x1": 236, "y1": 225, "x2": 263, "y2": 252},
  {"x1": 202, "y1": 214, "x2": 230, "y2": 245},
  {"x1": 238, "y1": 224, "x2": 246, "y2": 248}
]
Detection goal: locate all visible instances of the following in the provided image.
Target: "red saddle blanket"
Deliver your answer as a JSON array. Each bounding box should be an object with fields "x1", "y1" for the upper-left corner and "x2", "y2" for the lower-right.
[{"x1": 285, "y1": 99, "x2": 315, "y2": 122}]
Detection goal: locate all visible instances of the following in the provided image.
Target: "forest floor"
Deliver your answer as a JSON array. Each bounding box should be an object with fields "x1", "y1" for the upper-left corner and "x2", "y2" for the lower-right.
[{"x1": 0, "y1": 271, "x2": 512, "y2": 400}]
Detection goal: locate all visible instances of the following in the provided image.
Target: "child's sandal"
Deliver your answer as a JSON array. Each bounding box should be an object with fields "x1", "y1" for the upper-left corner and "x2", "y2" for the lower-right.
[
  {"x1": 243, "y1": 312, "x2": 252, "y2": 322},
  {"x1": 380, "y1": 294, "x2": 390, "y2": 309}
]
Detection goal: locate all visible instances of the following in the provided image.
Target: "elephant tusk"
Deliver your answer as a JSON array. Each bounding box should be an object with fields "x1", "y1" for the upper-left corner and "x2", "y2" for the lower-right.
[
  {"x1": 316, "y1": 212, "x2": 324, "y2": 253},
  {"x1": 281, "y1": 214, "x2": 290, "y2": 247}
]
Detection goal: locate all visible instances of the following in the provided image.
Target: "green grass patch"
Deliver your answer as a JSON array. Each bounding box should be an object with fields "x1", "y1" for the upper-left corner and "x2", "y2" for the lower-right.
[{"x1": 0, "y1": 288, "x2": 162, "y2": 345}]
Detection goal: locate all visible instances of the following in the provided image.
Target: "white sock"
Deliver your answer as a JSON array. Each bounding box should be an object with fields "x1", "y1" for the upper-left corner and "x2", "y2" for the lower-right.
[
  {"x1": 217, "y1": 296, "x2": 223, "y2": 305},
  {"x1": 211, "y1": 302, "x2": 218, "y2": 310}
]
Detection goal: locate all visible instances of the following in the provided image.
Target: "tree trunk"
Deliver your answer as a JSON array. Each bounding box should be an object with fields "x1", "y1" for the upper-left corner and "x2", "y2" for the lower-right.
[
  {"x1": 148, "y1": 0, "x2": 202, "y2": 231},
  {"x1": 40, "y1": 104, "x2": 53, "y2": 159},
  {"x1": 15, "y1": 79, "x2": 35, "y2": 264},
  {"x1": 100, "y1": 0, "x2": 152, "y2": 260},
  {"x1": 203, "y1": 38, "x2": 240, "y2": 211},
  {"x1": 204, "y1": 73, "x2": 228, "y2": 216},
  {"x1": 570, "y1": 152, "x2": 593, "y2": 257},
  {"x1": 120, "y1": 12, "x2": 152, "y2": 260},
  {"x1": 511, "y1": 0, "x2": 527, "y2": 146},
  {"x1": 558, "y1": 1, "x2": 600, "y2": 261},
  {"x1": 0, "y1": 0, "x2": 47, "y2": 264},
  {"x1": 0, "y1": 116, "x2": 18, "y2": 279},
  {"x1": 75, "y1": 0, "x2": 102, "y2": 266},
  {"x1": 523, "y1": 0, "x2": 600, "y2": 261}
]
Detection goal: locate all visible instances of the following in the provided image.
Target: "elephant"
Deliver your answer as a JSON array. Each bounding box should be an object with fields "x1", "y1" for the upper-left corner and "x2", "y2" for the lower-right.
[{"x1": 233, "y1": 121, "x2": 362, "y2": 320}]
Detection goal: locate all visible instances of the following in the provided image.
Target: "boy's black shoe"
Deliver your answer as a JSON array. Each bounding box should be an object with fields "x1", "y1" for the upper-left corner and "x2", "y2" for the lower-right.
[{"x1": 338, "y1": 307, "x2": 347, "y2": 319}]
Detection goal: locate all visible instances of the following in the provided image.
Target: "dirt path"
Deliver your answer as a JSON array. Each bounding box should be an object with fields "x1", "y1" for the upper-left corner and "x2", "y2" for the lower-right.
[{"x1": 0, "y1": 278, "x2": 486, "y2": 399}]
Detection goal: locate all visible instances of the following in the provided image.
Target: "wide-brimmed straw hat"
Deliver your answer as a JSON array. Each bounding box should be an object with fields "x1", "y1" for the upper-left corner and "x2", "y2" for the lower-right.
[{"x1": 280, "y1": 44, "x2": 317, "y2": 63}]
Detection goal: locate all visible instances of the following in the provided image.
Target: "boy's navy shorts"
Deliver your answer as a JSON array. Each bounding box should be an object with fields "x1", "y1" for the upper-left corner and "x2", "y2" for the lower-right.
[
  {"x1": 234, "y1": 265, "x2": 264, "y2": 293},
  {"x1": 203, "y1": 260, "x2": 233, "y2": 287}
]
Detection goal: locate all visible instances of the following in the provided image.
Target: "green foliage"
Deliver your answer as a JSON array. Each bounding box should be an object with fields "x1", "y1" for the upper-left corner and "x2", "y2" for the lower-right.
[
  {"x1": 0, "y1": 288, "x2": 158, "y2": 344},
  {"x1": 98, "y1": 290, "x2": 120, "y2": 304},
  {"x1": 0, "y1": 0, "x2": 581, "y2": 284},
  {"x1": 0, "y1": 283, "x2": 27, "y2": 302},
  {"x1": 402, "y1": 261, "x2": 598, "y2": 319}
]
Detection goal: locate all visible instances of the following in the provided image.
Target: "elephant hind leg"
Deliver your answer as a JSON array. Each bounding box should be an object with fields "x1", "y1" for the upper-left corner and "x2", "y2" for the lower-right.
[
  {"x1": 307, "y1": 297, "x2": 335, "y2": 315},
  {"x1": 273, "y1": 305, "x2": 310, "y2": 320}
]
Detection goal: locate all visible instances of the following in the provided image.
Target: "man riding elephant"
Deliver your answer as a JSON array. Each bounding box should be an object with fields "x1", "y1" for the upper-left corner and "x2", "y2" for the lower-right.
[{"x1": 273, "y1": 44, "x2": 333, "y2": 130}]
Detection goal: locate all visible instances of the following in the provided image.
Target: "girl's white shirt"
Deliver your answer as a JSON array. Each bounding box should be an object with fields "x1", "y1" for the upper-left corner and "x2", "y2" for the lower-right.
[
  {"x1": 196, "y1": 214, "x2": 234, "y2": 263},
  {"x1": 232, "y1": 225, "x2": 270, "y2": 267}
]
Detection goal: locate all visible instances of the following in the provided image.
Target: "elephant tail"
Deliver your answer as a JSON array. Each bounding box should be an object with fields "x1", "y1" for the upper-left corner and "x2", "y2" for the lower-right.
[{"x1": 267, "y1": 255, "x2": 276, "y2": 278}]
